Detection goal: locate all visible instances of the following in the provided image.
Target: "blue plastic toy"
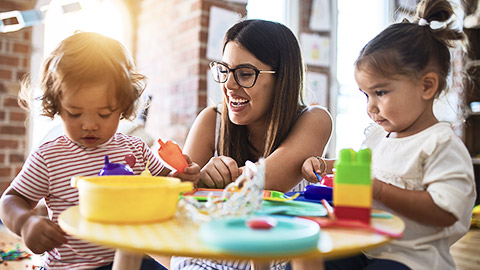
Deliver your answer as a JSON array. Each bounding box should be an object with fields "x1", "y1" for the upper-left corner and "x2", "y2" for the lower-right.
[
  {"x1": 98, "y1": 155, "x2": 134, "y2": 176},
  {"x1": 304, "y1": 184, "x2": 333, "y2": 201}
]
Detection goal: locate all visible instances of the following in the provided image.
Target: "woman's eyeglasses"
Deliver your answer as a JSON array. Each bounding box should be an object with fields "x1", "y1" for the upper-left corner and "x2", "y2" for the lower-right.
[{"x1": 209, "y1": 61, "x2": 276, "y2": 88}]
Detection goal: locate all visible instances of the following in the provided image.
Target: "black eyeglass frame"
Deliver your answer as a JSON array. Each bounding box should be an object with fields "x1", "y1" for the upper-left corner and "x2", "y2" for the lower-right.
[{"x1": 209, "y1": 61, "x2": 276, "y2": 88}]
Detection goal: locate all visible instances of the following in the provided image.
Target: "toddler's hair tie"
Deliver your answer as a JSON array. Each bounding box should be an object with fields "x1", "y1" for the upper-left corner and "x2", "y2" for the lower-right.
[{"x1": 418, "y1": 18, "x2": 429, "y2": 26}]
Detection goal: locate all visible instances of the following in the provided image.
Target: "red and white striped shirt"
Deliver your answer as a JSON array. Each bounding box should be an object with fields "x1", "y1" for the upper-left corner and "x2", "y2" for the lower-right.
[{"x1": 11, "y1": 133, "x2": 165, "y2": 270}]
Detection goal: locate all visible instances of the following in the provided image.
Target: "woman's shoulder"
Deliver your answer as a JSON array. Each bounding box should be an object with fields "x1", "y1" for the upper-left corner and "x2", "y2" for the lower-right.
[
  {"x1": 304, "y1": 105, "x2": 331, "y2": 114},
  {"x1": 195, "y1": 105, "x2": 221, "y2": 122},
  {"x1": 188, "y1": 105, "x2": 219, "y2": 137},
  {"x1": 199, "y1": 105, "x2": 221, "y2": 117},
  {"x1": 298, "y1": 105, "x2": 333, "y2": 124}
]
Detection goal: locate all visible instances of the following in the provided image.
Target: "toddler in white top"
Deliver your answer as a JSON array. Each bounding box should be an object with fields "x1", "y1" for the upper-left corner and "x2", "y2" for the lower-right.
[{"x1": 302, "y1": 0, "x2": 475, "y2": 269}]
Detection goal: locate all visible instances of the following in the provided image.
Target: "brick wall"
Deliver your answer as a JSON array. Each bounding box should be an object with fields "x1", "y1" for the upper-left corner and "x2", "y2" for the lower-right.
[
  {"x1": 0, "y1": 0, "x2": 316, "y2": 195},
  {"x1": 0, "y1": 0, "x2": 36, "y2": 194},
  {"x1": 136, "y1": 0, "x2": 246, "y2": 147}
]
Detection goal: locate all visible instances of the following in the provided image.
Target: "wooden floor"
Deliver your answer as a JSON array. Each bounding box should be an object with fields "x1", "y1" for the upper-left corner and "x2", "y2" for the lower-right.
[{"x1": 451, "y1": 229, "x2": 480, "y2": 270}]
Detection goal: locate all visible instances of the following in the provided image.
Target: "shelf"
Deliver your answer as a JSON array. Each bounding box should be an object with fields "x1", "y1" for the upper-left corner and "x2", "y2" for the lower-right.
[
  {"x1": 472, "y1": 157, "x2": 480, "y2": 165},
  {"x1": 466, "y1": 111, "x2": 480, "y2": 118},
  {"x1": 466, "y1": 59, "x2": 480, "y2": 69}
]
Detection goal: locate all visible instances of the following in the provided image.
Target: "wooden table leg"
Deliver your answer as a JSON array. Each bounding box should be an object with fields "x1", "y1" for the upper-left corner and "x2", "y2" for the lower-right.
[
  {"x1": 291, "y1": 258, "x2": 324, "y2": 270},
  {"x1": 112, "y1": 249, "x2": 143, "y2": 270},
  {"x1": 250, "y1": 260, "x2": 270, "y2": 270}
]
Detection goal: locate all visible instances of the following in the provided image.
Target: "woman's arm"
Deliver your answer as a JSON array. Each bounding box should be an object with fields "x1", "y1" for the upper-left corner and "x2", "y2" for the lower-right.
[
  {"x1": 183, "y1": 106, "x2": 240, "y2": 188},
  {"x1": 264, "y1": 106, "x2": 333, "y2": 192},
  {"x1": 183, "y1": 106, "x2": 217, "y2": 168}
]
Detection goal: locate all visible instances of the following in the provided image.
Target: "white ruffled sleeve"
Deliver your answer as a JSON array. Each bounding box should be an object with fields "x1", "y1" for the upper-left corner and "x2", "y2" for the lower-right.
[{"x1": 422, "y1": 129, "x2": 475, "y2": 221}]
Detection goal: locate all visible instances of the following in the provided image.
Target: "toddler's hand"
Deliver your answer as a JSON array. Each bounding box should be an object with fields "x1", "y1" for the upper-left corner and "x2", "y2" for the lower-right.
[
  {"x1": 173, "y1": 155, "x2": 200, "y2": 186},
  {"x1": 21, "y1": 215, "x2": 68, "y2": 254}
]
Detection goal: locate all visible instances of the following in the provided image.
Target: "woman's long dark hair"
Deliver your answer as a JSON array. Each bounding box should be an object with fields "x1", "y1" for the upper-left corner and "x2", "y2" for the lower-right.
[{"x1": 218, "y1": 19, "x2": 306, "y2": 165}]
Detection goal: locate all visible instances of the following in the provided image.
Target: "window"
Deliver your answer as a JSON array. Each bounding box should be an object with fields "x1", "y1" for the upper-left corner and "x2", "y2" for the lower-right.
[
  {"x1": 335, "y1": 0, "x2": 391, "y2": 152},
  {"x1": 29, "y1": 0, "x2": 132, "y2": 150}
]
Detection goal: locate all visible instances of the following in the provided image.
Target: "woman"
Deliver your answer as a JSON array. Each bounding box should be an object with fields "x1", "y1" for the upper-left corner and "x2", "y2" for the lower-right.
[
  {"x1": 174, "y1": 19, "x2": 333, "y2": 270},
  {"x1": 185, "y1": 19, "x2": 332, "y2": 193}
]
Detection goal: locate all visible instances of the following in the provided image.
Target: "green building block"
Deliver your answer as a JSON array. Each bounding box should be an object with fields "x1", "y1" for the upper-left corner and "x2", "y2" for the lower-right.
[{"x1": 334, "y1": 148, "x2": 371, "y2": 185}]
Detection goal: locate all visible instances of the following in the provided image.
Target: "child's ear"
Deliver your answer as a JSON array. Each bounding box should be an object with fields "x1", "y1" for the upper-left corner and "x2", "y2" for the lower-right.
[{"x1": 421, "y1": 72, "x2": 439, "y2": 100}]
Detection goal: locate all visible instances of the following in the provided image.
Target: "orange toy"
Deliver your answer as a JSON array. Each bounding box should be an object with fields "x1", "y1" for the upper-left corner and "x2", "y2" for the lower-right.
[{"x1": 158, "y1": 139, "x2": 188, "y2": 172}]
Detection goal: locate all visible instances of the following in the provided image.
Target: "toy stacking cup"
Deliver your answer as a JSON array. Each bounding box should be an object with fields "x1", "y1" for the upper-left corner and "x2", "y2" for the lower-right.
[{"x1": 71, "y1": 176, "x2": 193, "y2": 224}]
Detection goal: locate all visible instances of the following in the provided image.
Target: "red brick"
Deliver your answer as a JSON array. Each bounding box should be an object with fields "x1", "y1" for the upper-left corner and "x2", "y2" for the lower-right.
[
  {"x1": 0, "y1": 69, "x2": 13, "y2": 80},
  {"x1": 0, "y1": 167, "x2": 12, "y2": 177},
  {"x1": 13, "y1": 43, "x2": 29, "y2": 54},
  {"x1": 14, "y1": 166, "x2": 22, "y2": 175},
  {"x1": 23, "y1": 29, "x2": 31, "y2": 41},
  {"x1": 0, "y1": 126, "x2": 26, "y2": 135},
  {"x1": 16, "y1": 70, "x2": 28, "y2": 80},
  {"x1": 0, "y1": 154, "x2": 4, "y2": 163},
  {"x1": 9, "y1": 111, "x2": 26, "y2": 122},
  {"x1": 9, "y1": 153, "x2": 25, "y2": 163},
  {"x1": 3, "y1": 97, "x2": 20, "y2": 107},
  {"x1": 0, "y1": 139, "x2": 18, "y2": 148},
  {"x1": 0, "y1": 111, "x2": 5, "y2": 120},
  {"x1": 0, "y1": 180, "x2": 12, "y2": 195},
  {"x1": 0, "y1": 55, "x2": 20, "y2": 66}
]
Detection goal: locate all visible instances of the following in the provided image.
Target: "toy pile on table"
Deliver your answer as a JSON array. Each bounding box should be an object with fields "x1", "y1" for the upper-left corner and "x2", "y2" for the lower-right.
[
  {"x1": 0, "y1": 243, "x2": 32, "y2": 265},
  {"x1": 176, "y1": 159, "x2": 265, "y2": 224}
]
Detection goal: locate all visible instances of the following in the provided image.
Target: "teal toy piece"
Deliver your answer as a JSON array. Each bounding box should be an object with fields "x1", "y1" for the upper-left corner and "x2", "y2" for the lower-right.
[
  {"x1": 200, "y1": 216, "x2": 320, "y2": 255},
  {"x1": 257, "y1": 200, "x2": 327, "y2": 216},
  {"x1": 334, "y1": 148, "x2": 371, "y2": 185}
]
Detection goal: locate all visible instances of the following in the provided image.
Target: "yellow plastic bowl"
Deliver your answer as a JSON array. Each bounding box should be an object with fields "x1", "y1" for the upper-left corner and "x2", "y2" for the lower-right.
[{"x1": 71, "y1": 175, "x2": 193, "y2": 224}]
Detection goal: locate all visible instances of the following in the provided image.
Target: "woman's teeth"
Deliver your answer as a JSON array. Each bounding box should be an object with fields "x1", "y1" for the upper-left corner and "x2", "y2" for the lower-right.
[{"x1": 230, "y1": 98, "x2": 249, "y2": 107}]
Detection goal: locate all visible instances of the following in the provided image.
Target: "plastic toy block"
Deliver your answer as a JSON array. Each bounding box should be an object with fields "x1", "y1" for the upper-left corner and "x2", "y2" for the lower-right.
[
  {"x1": 334, "y1": 148, "x2": 371, "y2": 185},
  {"x1": 333, "y1": 183, "x2": 372, "y2": 207},
  {"x1": 334, "y1": 205, "x2": 371, "y2": 224}
]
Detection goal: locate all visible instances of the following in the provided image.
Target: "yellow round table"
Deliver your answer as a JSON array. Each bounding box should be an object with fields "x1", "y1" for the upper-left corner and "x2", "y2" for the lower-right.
[{"x1": 59, "y1": 206, "x2": 404, "y2": 270}]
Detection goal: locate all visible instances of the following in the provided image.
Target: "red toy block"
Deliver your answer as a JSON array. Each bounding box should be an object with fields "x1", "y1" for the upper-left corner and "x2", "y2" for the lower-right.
[{"x1": 334, "y1": 205, "x2": 371, "y2": 224}]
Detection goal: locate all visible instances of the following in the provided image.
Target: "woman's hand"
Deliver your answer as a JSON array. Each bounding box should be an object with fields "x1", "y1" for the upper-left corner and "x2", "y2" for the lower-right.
[
  {"x1": 21, "y1": 215, "x2": 68, "y2": 254},
  {"x1": 301, "y1": 156, "x2": 323, "y2": 183},
  {"x1": 198, "y1": 156, "x2": 242, "y2": 188}
]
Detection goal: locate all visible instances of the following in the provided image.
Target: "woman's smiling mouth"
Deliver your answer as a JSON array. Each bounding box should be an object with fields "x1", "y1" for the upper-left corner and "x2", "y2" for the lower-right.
[{"x1": 229, "y1": 97, "x2": 249, "y2": 107}]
